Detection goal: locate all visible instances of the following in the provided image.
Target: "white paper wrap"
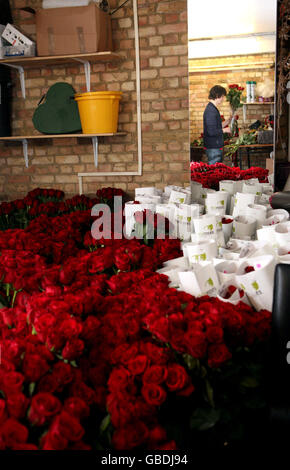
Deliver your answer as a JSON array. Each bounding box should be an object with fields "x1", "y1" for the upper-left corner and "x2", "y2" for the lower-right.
[
  {"x1": 242, "y1": 181, "x2": 263, "y2": 196},
  {"x1": 235, "y1": 255, "x2": 276, "y2": 311},
  {"x1": 233, "y1": 215, "x2": 257, "y2": 238},
  {"x1": 205, "y1": 191, "x2": 229, "y2": 216},
  {"x1": 274, "y1": 221, "x2": 290, "y2": 246},
  {"x1": 217, "y1": 280, "x2": 250, "y2": 306},
  {"x1": 178, "y1": 262, "x2": 220, "y2": 297},
  {"x1": 190, "y1": 181, "x2": 202, "y2": 203},
  {"x1": 185, "y1": 240, "x2": 218, "y2": 264},
  {"x1": 135, "y1": 187, "x2": 160, "y2": 197},
  {"x1": 267, "y1": 209, "x2": 289, "y2": 223},
  {"x1": 277, "y1": 247, "x2": 290, "y2": 264},
  {"x1": 246, "y1": 204, "x2": 267, "y2": 229},
  {"x1": 192, "y1": 214, "x2": 225, "y2": 247},
  {"x1": 169, "y1": 190, "x2": 191, "y2": 205},
  {"x1": 221, "y1": 216, "x2": 233, "y2": 244},
  {"x1": 215, "y1": 260, "x2": 240, "y2": 284},
  {"x1": 232, "y1": 192, "x2": 256, "y2": 218}
]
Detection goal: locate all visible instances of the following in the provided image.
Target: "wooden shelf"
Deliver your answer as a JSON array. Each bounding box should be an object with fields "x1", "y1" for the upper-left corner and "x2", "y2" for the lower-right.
[
  {"x1": 0, "y1": 132, "x2": 127, "y2": 141},
  {"x1": 0, "y1": 51, "x2": 122, "y2": 68},
  {"x1": 243, "y1": 102, "x2": 274, "y2": 105}
]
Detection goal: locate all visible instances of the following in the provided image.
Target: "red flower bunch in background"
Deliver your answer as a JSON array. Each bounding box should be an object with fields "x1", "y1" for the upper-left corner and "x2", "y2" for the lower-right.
[{"x1": 191, "y1": 162, "x2": 269, "y2": 189}]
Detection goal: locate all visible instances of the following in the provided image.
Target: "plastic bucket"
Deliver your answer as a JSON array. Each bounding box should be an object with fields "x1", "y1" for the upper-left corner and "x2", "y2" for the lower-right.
[{"x1": 74, "y1": 91, "x2": 122, "y2": 134}]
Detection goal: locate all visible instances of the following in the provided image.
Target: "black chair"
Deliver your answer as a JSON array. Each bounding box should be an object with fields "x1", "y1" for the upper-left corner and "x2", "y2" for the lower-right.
[{"x1": 268, "y1": 264, "x2": 290, "y2": 446}]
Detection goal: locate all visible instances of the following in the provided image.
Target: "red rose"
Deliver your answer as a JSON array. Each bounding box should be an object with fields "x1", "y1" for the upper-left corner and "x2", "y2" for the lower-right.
[
  {"x1": 2, "y1": 372, "x2": 24, "y2": 395},
  {"x1": 165, "y1": 364, "x2": 188, "y2": 391},
  {"x1": 11, "y1": 443, "x2": 39, "y2": 450},
  {"x1": 143, "y1": 365, "x2": 168, "y2": 385},
  {"x1": 112, "y1": 421, "x2": 149, "y2": 450},
  {"x1": 108, "y1": 367, "x2": 132, "y2": 393},
  {"x1": 7, "y1": 393, "x2": 29, "y2": 419},
  {"x1": 244, "y1": 265, "x2": 255, "y2": 273},
  {"x1": 0, "y1": 418, "x2": 28, "y2": 448},
  {"x1": 50, "y1": 411, "x2": 84, "y2": 442},
  {"x1": 206, "y1": 326, "x2": 224, "y2": 343},
  {"x1": 0, "y1": 399, "x2": 8, "y2": 425},
  {"x1": 148, "y1": 425, "x2": 167, "y2": 444},
  {"x1": 22, "y1": 354, "x2": 50, "y2": 383},
  {"x1": 28, "y1": 393, "x2": 62, "y2": 426},
  {"x1": 52, "y1": 362, "x2": 75, "y2": 391},
  {"x1": 62, "y1": 338, "x2": 84, "y2": 361},
  {"x1": 155, "y1": 440, "x2": 177, "y2": 450},
  {"x1": 207, "y1": 343, "x2": 232, "y2": 368},
  {"x1": 63, "y1": 397, "x2": 90, "y2": 420},
  {"x1": 127, "y1": 355, "x2": 148, "y2": 375},
  {"x1": 141, "y1": 383, "x2": 167, "y2": 406},
  {"x1": 60, "y1": 318, "x2": 83, "y2": 339},
  {"x1": 41, "y1": 430, "x2": 68, "y2": 450}
]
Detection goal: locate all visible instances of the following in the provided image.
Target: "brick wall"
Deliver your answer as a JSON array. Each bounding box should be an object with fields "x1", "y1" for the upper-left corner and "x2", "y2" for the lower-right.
[
  {"x1": 0, "y1": 0, "x2": 189, "y2": 200},
  {"x1": 189, "y1": 53, "x2": 275, "y2": 167}
]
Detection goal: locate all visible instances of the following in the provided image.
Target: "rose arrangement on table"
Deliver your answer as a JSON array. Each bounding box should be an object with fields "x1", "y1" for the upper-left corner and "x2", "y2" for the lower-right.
[
  {"x1": 0, "y1": 188, "x2": 271, "y2": 450},
  {"x1": 190, "y1": 162, "x2": 269, "y2": 189}
]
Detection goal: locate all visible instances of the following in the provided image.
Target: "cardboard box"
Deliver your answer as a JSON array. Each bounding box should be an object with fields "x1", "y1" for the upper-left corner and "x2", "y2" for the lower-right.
[
  {"x1": 266, "y1": 158, "x2": 274, "y2": 174},
  {"x1": 36, "y1": 4, "x2": 113, "y2": 56}
]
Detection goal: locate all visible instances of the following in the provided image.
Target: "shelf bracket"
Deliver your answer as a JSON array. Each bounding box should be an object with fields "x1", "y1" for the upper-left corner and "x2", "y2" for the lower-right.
[
  {"x1": 92, "y1": 137, "x2": 98, "y2": 167},
  {"x1": 72, "y1": 58, "x2": 91, "y2": 92},
  {"x1": 21, "y1": 139, "x2": 29, "y2": 167},
  {"x1": 1, "y1": 63, "x2": 25, "y2": 98}
]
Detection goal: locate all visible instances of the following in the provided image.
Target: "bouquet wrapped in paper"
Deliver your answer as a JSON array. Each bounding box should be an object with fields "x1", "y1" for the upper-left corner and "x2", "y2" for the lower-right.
[
  {"x1": 178, "y1": 262, "x2": 220, "y2": 297},
  {"x1": 235, "y1": 255, "x2": 276, "y2": 311}
]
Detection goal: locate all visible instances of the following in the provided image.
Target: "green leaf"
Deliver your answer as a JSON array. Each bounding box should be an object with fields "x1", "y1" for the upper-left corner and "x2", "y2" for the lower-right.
[
  {"x1": 190, "y1": 407, "x2": 221, "y2": 431},
  {"x1": 29, "y1": 382, "x2": 36, "y2": 396},
  {"x1": 100, "y1": 414, "x2": 111, "y2": 434},
  {"x1": 182, "y1": 354, "x2": 198, "y2": 370},
  {"x1": 205, "y1": 379, "x2": 215, "y2": 407},
  {"x1": 240, "y1": 376, "x2": 259, "y2": 388},
  {"x1": 31, "y1": 325, "x2": 37, "y2": 335}
]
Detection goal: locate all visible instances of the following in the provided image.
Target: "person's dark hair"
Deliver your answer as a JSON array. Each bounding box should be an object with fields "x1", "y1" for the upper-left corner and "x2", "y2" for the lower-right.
[{"x1": 208, "y1": 85, "x2": 227, "y2": 100}]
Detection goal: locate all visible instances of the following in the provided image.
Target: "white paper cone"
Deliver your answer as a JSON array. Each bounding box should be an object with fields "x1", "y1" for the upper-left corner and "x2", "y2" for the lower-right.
[
  {"x1": 206, "y1": 191, "x2": 229, "y2": 216},
  {"x1": 186, "y1": 240, "x2": 218, "y2": 264},
  {"x1": 169, "y1": 190, "x2": 191, "y2": 205},
  {"x1": 246, "y1": 204, "x2": 267, "y2": 229},
  {"x1": 242, "y1": 181, "x2": 263, "y2": 196},
  {"x1": 233, "y1": 215, "x2": 257, "y2": 238},
  {"x1": 239, "y1": 240, "x2": 276, "y2": 259},
  {"x1": 135, "y1": 187, "x2": 159, "y2": 197},
  {"x1": 256, "y1": 225, "x2": 277, "y2": 246},
  {"x1": 135, "y1": 195, "x2": 162, "y2": 204},
  {"x1": 222, "y1": 215, "x2": 233, "y2": 243},
  {"x1": 217, "y1": 280, "x2": 250, "y2": 306},
  {"x1": 219, "y1": 180, "x2": 237, "y2": 195},
  {"x1": 235, "y1": 255, "x2": 276, "y2": 311},
  {"x1": 267, "y1": 209, "x2": 289, "y2": 222},
  {"x1": 277, "y1": 247, "x2": 290, "y2": 264},
  {"x1": 190, "y1": 181, "x2": 202, "y2": 203},
  {"x1": 163, "y1": 256, "x2": 189, "y2": 270},
  {"x1": 215, "y1": 260, "x2": 240, "y2": 284},
  {"x1": 263, "y1": 214, "x2": 287, "y2": 227},
  {"x1": 198, "y1": 188, "x2": 216, "y2": 205},
  {"x1": 178, "y1": 262, "x2": 220, "y2": 297},
  {"x1": 274, "y1": 221, "x2": 290, "y2": 246},
  {"x1": 232, "y1": 193, "x2": 256, "y2": 218},
  {"x1": 177, "y1": 221, "x2": 192, "y2": 242}
]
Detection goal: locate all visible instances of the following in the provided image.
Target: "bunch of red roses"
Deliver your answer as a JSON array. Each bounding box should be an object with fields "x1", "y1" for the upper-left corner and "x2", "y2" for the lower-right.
[
  {"x1": 191, "y1": 162, "x2": 269, "y2": 189},
  {"x1": 0, "y1": 188, "x2": 272, "y2": 450}
]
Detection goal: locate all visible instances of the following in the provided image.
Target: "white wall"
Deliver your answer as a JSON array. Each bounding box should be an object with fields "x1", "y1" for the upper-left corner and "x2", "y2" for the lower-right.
[{"x1": 188, "y1": 0, "x2": 277, "y2": 58}]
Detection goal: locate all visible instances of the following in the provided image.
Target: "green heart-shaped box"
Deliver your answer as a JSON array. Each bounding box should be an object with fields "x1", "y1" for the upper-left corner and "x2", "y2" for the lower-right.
[{"x1": 32, "y1": 82, "x2": 82, "y2": 134}]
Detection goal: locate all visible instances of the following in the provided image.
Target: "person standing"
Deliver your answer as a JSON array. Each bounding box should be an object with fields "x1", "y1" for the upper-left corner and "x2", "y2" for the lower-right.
[{"x1": 203, "y1": 85, "x2": 231, "y2": 164}]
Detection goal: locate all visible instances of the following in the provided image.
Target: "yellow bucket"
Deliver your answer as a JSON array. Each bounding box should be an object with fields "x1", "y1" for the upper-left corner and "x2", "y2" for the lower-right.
[{"x1": 74, "y1": 91, "x2": 122, "y2": 134}]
